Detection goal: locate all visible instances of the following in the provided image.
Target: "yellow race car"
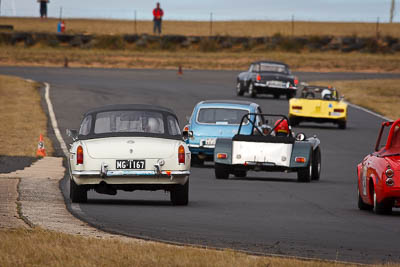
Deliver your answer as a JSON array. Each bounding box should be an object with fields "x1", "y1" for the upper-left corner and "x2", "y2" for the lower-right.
[{"x1": 289, "y1": 86, "x2": 348, "y2": 129}]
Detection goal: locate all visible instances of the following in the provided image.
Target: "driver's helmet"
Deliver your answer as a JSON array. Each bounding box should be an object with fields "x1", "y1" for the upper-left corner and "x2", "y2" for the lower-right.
[
  {"x1": 321, "y1": 89, "x2": 332, "y2": 100},
  {"x1": 274, "y1": 119, "x2": 289, "y2": 136}
]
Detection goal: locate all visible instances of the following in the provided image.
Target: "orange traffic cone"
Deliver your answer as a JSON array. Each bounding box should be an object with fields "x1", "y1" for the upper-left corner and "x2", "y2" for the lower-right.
[
  {"x1": 36, "y1": 134, "x2": 46, "y2": 157},
  {"x1": 178, "y1": 65, "x2": 183, "y2": 75}
]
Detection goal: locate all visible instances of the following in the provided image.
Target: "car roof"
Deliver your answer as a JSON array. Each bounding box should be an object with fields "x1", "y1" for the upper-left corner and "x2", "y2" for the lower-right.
[
  {"x1": 251, "y1": 60, "x2": 289, "y2": 68},
  {"x1": 83, "y1": 104, "x2": 176, "y2": 116},
  {"x1": 196, "y1": 100, "x2": 258, "y2": 109}
]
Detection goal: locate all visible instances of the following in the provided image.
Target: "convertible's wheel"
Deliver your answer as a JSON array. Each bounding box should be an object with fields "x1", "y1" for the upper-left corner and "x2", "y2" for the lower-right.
[
  {"x1": 273, "y1": 93, "x2": 280, "y2": 99},
  {"x1": 215, "y1": 163, "x2": 230, "y2": 179},
  {"x1": 248, "y1": 83, "x2": 257, "y2": 98},
  {"x1": 289, "y1": 116, "x2": 299, "y2": 127},
  {"x1": 234, "y1": 170, "x2": 247, "y2": 178},
  {"x1": 358, "y1": 186, "x2": 373, "y2": 210},
  {"x1": 338, "y1": 120, "x2": 347, "y2": 129},
  {"x1": 297, "y1": 154, "x2": 312, "y2": 183},
  {"x1": 70, "y1": 178, "x2": 87, "y2": 203},
  {"x1": 311, "y1": 147, "x2": 321, "y2": 180},
  {"x1": 236, "y1": 81, "x2": 244, "y2": 96},
  {"x1": 373, "y1": 191, "x2": 392, "y2": 215},
  {"x1": 170, "y1": 179, "x2": 189, "y2": 206},
  {"x1": 286, "y1": 93, "x2": 295, "y2": 100}
]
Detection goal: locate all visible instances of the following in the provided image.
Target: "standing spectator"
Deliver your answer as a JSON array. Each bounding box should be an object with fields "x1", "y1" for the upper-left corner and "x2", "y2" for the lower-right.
[
  {"x1": 153, "y1": 2, "x2": 164, "y2": 35},
  {"x1": 38, "y1": 0, "x2": 49, "y2": 19}
]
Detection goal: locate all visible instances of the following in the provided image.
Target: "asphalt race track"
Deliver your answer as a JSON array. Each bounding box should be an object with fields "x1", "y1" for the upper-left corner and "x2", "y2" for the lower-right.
[{"x1": 1, "y1": 66, "x2": 400, "y2": 263}]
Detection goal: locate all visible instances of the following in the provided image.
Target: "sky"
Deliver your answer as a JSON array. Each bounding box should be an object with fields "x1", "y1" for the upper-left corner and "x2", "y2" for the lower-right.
[{"x1": 0, "y1": 0, "x2": 398, "y2": 22}]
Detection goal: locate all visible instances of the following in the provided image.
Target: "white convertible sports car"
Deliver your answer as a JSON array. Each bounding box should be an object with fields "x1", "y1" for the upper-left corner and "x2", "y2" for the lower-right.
[{"x1": 67, "y1": 104, "x2": 191, "y2": 205}]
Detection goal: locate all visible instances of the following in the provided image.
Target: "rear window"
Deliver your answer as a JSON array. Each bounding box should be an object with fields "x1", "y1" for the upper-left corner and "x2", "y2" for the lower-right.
[
  {"x1": 94, "y1": 111, "x2": 165, "y2": 134},
  {"x1": 197, "y1": 108, "x2": 249, "y2": 125},
  {"x1": 260, "y1": 63, "x2": 288, "y2": 74}
]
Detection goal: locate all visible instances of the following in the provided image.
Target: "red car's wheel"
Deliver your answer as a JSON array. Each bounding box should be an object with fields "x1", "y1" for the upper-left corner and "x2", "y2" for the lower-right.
[
  {"x1": 373, "y1": 191, "x2": 392, "y2": 215},
  {"x1": 357, "y1": 186, "x2": 372, "y2": 210}
]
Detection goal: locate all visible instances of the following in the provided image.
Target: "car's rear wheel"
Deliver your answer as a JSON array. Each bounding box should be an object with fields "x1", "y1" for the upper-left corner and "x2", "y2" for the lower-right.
[
  {"x1": 170, "y1": 179, "x2": 189, "y2": 206},
  {"x1": 248, "y1": 83, "x2": 257, "y2": 98},
  {"x1": 289, "y1": 116, "x2": 299, "y2": 127},
  {"x1": 338, "y1": 120, "x2": 346, "y2": 129},
  {"x1": 311, "y1": 147, "x2": 321, "y2": 180},
  {"x1": 215, "y1": 163, "x2": 230, "y2": 179},
  {"x1": 70, "y1": 178, "x2": 87, "y2": 203},
  {"x1": 191, "y1": 155, "x2": 204, "y2": 166},
  {"x1": 234, "y1": 170, "x2": 247, "y2": 178},
  {"x1": 373, "y1": 190, "x2": 392, "y2": 215},
  {"x1": 273, "y1": 93, "x2": 280, "y2": 99},
  {"x1": 236, "y1": 81, "x2": 244, "y2": 96},
  {"x1": 286, "y1": 93, "x2": 295, "y2": 100},
  {"x1": 358, "y1": 186, "x2": 373, "y2": 210},
  {"x1": 297, "y1": 153, "x2": 312, "y2": 183}
]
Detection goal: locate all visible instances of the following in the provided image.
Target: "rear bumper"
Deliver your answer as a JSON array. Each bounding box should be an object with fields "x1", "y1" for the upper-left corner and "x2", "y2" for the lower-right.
[
  {"x1": 289, "y1": 114, "x2": 346, "y2": 123},
  {"x1": 253, "y1": 84, "x2": 297, "y2": 94},
  {"x1": 72, "y1": 170, "x2": 190, "y2": 185},
  {"x1": 188, "y1": 145, "x2": 214, "y2": 155}
]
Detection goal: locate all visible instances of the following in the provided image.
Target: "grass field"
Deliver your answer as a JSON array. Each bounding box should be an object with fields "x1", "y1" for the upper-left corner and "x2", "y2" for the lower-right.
[
  {"x1": 0, "y1": 227, "x2": 394, "y2": 267},
  {"x1": 1, "y1": 46, "x2": 399, "y2": 72},
  {"x1": 0, "y1": 75, "x2": 53, "y2": 157},
  {"x1": 313, "y1": 79, "x2": 400, "y2": 120},
  {"x1": 1, "y1": 17, "x2": 400, "y2": 37}
]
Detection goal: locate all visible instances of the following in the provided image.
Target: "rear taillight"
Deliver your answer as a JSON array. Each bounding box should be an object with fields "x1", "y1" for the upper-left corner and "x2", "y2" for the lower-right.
[
  {"x1": 77, "y1": 145, "x2": 83, "y2": 165},
  {"x1": 217, "y1": 153, "x2": 227, "y2": 159},
  {"x1": 334, "y1": 108, "x2": 344, "y2": 113},
  {"x1": 256, "y1": 74, "x2": 261, "y2": 82},
  {"x1": 295, "y1": 157, "x2": 306, "y2": 163},
  {"x1": 292, "y1": 105, "x2": 302, "y2": 110},
  {"x1": 178, "y1": 145, "x2": 185, "y2": 164},
  {"x1": 294, "y1": 77, "x2": 299, "y2": 85}
]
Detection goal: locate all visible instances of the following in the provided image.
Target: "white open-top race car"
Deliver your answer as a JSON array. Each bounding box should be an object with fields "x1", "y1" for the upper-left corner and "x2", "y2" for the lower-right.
[{"x1": 67, "y1": 104, "x2": 191, "y2": 205}]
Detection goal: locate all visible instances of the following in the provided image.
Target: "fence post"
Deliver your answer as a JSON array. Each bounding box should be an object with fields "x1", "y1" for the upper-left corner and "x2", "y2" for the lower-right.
[
  {"x1": 59, "y1": 6, "x2": 63, "y2": 20},
  {"x1": 134, "y1": 10, "x2": 137, "y2": 34},
  {"x1": 210, "y1": 12, "x2": 213, "y2": 36},
  {"x1": 291, "y1": 14, "x2": 294, "y2": 36},
  {"x1": 376, "y1": 16, "x2": 380, "y2": 39}
]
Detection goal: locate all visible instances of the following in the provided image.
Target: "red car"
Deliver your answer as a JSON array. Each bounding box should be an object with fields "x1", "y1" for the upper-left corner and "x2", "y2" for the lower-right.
[{"x1": 357, "y1": 119, "x2": 400, "y2": 214}]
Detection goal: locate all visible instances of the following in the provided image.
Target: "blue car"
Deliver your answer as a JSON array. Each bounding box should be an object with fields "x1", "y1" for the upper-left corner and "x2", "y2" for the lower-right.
[{"x1": 183, "y1": 100, "x2": 265, "y2": 165}]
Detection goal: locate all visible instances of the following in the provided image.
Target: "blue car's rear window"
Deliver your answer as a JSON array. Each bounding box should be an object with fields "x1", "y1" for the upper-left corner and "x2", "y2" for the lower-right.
[{"x1": 197, "y1": 108, "x2": 249, "y2": 125}]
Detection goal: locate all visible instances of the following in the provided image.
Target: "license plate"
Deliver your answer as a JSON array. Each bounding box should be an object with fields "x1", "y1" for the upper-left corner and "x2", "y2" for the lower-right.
[
  {"x1": 330, "y1": 112, "x2": 342, "y2": 116},
  {"x1": 266, "y1": 80, "x2": 286, "y2": 88},
  {"x1": 201, "y1": 138, "x2": 216, "y2": 146},
  {"x1": 116, "y1": 160, "x2": 145, "y2": 169}
]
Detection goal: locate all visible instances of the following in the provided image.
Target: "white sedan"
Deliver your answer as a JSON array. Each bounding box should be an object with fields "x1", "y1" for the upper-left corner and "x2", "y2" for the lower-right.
[{"x1": 67, "y1": 104, "x2": 191, "y2": 205}]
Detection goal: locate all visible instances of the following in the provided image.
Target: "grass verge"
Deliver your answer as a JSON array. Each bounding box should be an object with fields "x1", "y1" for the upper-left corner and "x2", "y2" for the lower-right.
[
  {"x1": 1, "y1": 17, "x2": 400, "y2": 37},
  {"x1": 0, "y1": 75, "x2": 53, "y2": 157},
  {"x1": 0, "y1": 46, "x2": 399, "y2": 72},
  {"x1": 0, "y1": 227, "x2": 387, "y2": 267},
  {"x1": 311, "y1": 79, "x2": 400, "y2": 120}
]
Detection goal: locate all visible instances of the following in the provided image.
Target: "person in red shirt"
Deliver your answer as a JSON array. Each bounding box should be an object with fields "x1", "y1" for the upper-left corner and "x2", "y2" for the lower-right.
[{"x1": 153, "y1": 2, "x2": 164, "y2": 35}]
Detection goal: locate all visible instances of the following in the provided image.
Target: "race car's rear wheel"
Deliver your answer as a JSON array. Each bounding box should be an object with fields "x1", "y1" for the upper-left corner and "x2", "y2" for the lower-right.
[
  {"x1": 338, "y1": 120, "x2": 346, "y2": 129},
  {"x1": 286, "y1": 93, "x2": 295, "y2": 99},
  {"x1": 215, "y1": 163, "x2": 230, "y2": 179},
  {"x1": 236, "y1": 81, "x2": 244, "y2": 96},
  {"x1": 297, "y1": 154, "x2": 312, "y2": 183},
  {"x1": 358, "y1": 186, "x2": 373, "y2": 210},
  {"x1": 311, "y1": 147, "x2": 321, "y2": 180},
  {"x1": 170, "y1": 179, "x2": 189, "y2": 206},
  {"x1": 373, "y1": 190, "x2": 392, "y2": 215},
  {"x1": 248, "y1": 83, "x2": 257, "y2": 98},
  {"x1": 234, "y1": 170, "x2": 247, "y2": 178},
  {"x1": 289, "y1": 116, "x2": 299, "y2": 127},
  {"x1": 70, "y1": 178, "x2": 87, "y2": 203}
]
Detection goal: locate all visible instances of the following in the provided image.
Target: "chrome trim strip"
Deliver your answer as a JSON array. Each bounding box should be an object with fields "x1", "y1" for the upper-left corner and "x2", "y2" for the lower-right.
[{"x1": 72, "y1": 170, "x2": 190, "y2": 177}]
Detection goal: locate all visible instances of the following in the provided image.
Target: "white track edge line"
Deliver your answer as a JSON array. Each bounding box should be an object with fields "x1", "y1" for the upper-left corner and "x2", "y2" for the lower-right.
[
  {"x1": 345, "y1": 101, "x2": 391, "y2": 121},
  {"x1": 44, "y1": 82, "x2": 69, "y2": 157}
]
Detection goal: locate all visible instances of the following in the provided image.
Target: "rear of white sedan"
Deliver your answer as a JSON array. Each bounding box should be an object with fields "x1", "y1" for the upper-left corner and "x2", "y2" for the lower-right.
[{"x1": 67, "y1": 105, "x2": 191, "y2": 205}]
